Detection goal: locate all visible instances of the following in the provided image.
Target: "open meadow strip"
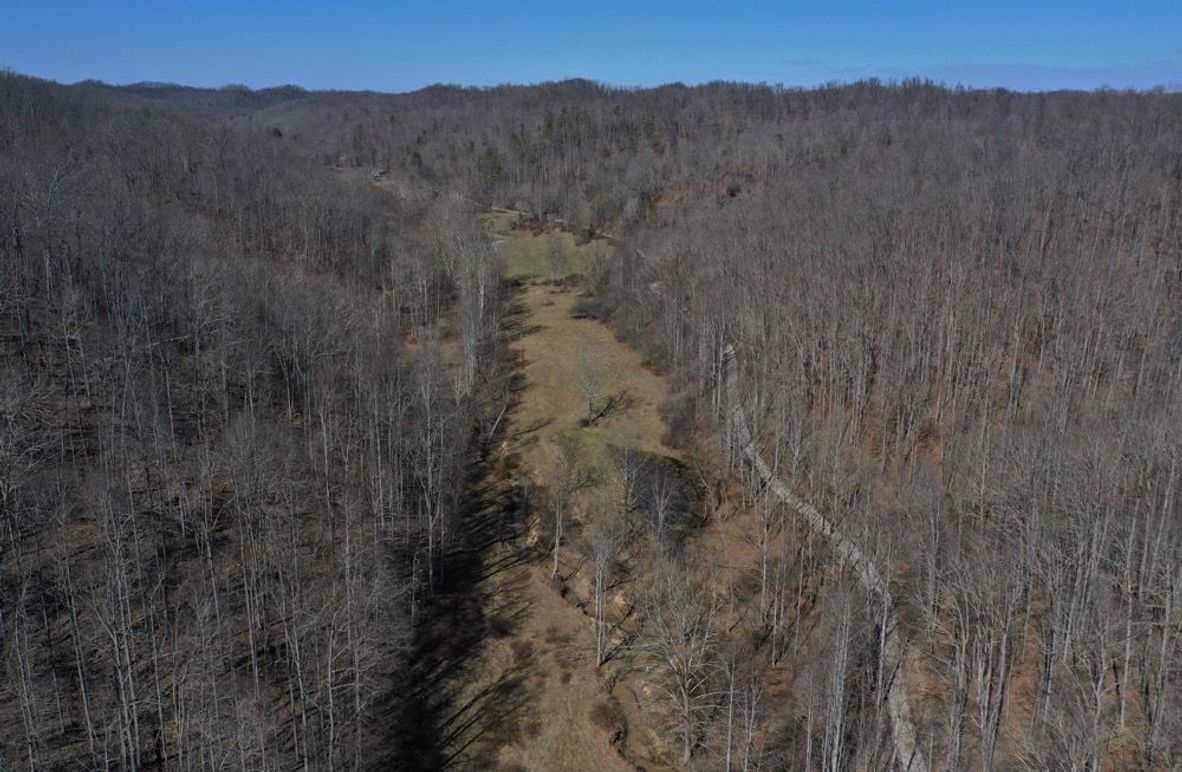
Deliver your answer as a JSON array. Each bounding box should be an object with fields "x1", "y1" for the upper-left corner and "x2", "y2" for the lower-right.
[{"x1": 422, "y1": 212, "x2": 678, "y2": 770}]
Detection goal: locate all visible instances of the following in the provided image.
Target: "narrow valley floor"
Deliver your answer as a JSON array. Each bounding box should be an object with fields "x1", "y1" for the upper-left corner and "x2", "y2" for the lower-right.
[{"x1": 394, "y1": 213, "x2": 680, "y2": 770}]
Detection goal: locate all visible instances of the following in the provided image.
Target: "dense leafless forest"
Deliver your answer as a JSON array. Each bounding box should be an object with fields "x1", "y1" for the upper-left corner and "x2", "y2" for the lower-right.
[{"x1": 2, "y1": 70, "x2": 1181, "y2": 770}]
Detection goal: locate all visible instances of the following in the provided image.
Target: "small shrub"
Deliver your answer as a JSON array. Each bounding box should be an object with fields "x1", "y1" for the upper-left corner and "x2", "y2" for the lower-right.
[
  {"x1": 570, "y1": 297, "x2": 609, "y2": 320},
  {"x1": 589, "y1": 700, "x2": 624, "y2": 734}
]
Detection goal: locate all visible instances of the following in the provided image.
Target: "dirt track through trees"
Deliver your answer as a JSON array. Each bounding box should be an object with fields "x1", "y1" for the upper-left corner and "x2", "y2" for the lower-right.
[{"x1": 724, "y1": 344, "x2": 929, "y2": 772}]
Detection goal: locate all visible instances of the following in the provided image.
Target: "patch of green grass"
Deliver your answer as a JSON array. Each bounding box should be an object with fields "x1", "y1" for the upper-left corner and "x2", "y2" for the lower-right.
[
  {"x1": 489, "y1": 220, "x2": 675, "y2": 486},
  {"x1": 486, "y1": 215, "x2": 607, "y2": 283}
]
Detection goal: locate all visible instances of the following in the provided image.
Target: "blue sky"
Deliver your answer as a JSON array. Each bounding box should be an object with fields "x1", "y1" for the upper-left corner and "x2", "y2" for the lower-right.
[{"x1": 2, "y1": 0, "x2": 1179, "y2": 92}]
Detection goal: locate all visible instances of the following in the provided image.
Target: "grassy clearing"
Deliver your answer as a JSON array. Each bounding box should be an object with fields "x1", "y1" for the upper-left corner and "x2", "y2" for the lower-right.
[
  {"x1": 472, "y1": 215, "x2": 679, "y2": 770},
  {"x1": 514, "y1": 286, "x2": 675, "y2": 475},
  {"x1": 486, "y1": 212, "x2": 610, "y2": 284},
  {"x1": 489, "y1": 215, "x2": 674, "y2": 480}
]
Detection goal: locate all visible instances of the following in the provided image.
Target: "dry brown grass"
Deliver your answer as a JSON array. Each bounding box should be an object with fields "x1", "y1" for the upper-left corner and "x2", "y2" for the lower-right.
[
  {"x1": 491, "y1": 219, "x2": 686, "y2": 770},
  {"x1": 438, "y1": 215, "x2": 677, "y2": 772},
  {"x1": 490, "y1": 211, "x2": 671, "y2": 472},
  {"x1": 513, "y1": 285, "x2": 675, "y2": 474}
]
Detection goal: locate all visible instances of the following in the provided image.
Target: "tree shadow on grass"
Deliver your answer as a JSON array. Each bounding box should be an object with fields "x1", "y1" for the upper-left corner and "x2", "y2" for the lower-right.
[
  {"x1": 501, "y1": 294, "x2": 543, "y2": 341},
  {"x1": 513, "y1": 415, "x2": 553, "y2": 438},
  {"x1": 368, "y1": 449, "x2": 538, "y2": 770},
  {"x1": 367, "y1": 277, "x2": 542, "y2": 771}
]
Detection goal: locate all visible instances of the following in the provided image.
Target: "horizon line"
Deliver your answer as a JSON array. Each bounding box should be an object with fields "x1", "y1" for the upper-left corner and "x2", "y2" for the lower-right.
[{"x1": 6, "y1": 68, "x2": 1181, "y2": 97}]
